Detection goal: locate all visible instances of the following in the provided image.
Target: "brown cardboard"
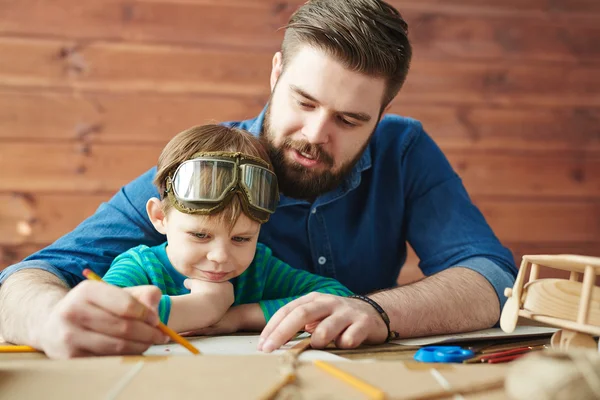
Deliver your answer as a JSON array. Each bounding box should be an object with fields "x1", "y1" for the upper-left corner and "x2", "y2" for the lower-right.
[{"x1": 0, "y1": 355, "x2": 509, "y2": 399}]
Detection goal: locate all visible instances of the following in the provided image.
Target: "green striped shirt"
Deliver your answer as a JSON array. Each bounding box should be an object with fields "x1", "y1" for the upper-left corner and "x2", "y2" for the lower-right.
[{"x1": 103, "y1": 242, "x2": 353, "y2": 324}]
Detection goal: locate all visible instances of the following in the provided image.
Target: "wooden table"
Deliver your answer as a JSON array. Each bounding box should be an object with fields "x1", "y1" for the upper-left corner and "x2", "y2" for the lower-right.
[{"x1": 0, "y1": 333, "x2": 553, "y2": 399}]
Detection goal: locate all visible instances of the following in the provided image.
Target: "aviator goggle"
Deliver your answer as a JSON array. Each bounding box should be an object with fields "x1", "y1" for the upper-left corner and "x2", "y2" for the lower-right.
[{"x1": 164, "y1": 151, "x2": 280, "y2": 223}]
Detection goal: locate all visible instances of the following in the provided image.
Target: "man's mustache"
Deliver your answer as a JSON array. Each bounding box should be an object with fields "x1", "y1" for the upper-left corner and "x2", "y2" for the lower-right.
[{"x1": 282, "y1": 139, "x2": 334, "y2": 167}]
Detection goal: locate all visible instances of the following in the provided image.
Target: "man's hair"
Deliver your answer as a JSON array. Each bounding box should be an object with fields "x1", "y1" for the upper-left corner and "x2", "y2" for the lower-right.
[
  {"x1": 154, "y1": 124, "x2": 272, "y2": 229},
  {"x1": 282, "y1": 0, "x2": 412, "y2": 107}
]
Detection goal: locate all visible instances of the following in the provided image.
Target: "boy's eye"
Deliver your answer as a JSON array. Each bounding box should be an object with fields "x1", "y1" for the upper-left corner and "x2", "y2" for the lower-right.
[
  {"x1": 191, "y1": 232, "x2": 208, "y2": 239},
  {"x1": 232, "y1": 236, "x2": 251, "y2": 243}
]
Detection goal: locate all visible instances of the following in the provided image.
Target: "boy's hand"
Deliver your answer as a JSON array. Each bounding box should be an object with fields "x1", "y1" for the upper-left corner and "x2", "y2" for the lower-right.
[
  {"x1": 164, "y1": 279, "x2": 234, "y2": 331},
  {"x1": 180, "y1": 303, "x2": 266, "y2": 337},
  {"x1": 181, "y1": 309, "x2": 241, "y2": 336},
  {"x1": 184, "y1": 279, "x2": 234, "y2": 309}
]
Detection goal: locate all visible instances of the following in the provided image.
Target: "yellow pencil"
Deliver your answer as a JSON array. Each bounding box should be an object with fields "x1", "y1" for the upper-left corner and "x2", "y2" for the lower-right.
[
  {"x1": 314, "y1": 360, "x2": 387, "y2": 400},
  {"x1": 82, "y1": 268, "x2": 201, "y2": 355},
  {"x1": 0, "y1": 345, "x2": 41, "y2": 353}
]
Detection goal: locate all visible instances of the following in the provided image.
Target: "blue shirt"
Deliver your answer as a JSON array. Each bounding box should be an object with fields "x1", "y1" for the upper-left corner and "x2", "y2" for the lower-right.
[{"x1": 0, "y1": 109, "x2": 517, "y2": 312}]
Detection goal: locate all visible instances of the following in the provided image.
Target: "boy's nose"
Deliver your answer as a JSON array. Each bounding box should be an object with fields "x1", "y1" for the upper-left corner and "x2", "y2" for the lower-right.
[{"x1": 206, "y1": 246, "x2": 229, "y2": 266}]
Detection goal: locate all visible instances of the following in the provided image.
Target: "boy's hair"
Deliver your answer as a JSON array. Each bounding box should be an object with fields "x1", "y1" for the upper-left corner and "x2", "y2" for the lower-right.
[
  {"x1": 154, "y1": 124, "x2": 272, "y2": 229},
  {"x1": 282, "y1": 0, "x2": 412, "y2": 107}
]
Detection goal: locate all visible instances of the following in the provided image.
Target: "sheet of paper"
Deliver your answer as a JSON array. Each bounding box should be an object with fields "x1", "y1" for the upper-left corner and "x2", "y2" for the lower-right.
[
  {"x1": 144, "y1": 333, "x2": 348, "y2": 361},
  {"x1": 390, "y1": 326, "x2": 558, "y2": 346}
]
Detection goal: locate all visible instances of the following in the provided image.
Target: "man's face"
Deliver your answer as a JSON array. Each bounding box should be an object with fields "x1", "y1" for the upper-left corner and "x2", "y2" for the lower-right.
[{"x1": 261, "y1": 46, "x2": 387, "y2": 200}]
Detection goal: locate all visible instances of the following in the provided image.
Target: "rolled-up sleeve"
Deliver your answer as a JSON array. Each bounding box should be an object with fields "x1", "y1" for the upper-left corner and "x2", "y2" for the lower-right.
[
  {"x1": 449, "y1": 257, "x2": 516, "y2": 311},
  {"x1": 0, "y1": 260, "x2": 70, "y2": 286}
]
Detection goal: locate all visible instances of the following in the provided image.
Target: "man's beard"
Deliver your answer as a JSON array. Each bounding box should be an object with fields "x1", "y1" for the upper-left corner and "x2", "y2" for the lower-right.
[{"x1": 260, "y1": 103, "x2": 370, "y2": 201}]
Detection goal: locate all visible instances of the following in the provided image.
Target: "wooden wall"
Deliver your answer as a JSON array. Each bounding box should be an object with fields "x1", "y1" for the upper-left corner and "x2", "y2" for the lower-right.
[{"x1": 1, "y1": 0, "x2": 599, "y2": 283}]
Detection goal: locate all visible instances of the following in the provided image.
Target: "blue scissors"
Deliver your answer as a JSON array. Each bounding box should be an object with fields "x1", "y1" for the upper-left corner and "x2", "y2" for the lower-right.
[{"x1": 413, "y1": 346, "x2": 475, "y2": 363}]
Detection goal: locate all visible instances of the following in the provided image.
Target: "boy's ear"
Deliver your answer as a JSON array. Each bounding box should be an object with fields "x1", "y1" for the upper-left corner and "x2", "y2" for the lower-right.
[{"x1": 147, "y1": 198, "x2": 167, "y2": 235}]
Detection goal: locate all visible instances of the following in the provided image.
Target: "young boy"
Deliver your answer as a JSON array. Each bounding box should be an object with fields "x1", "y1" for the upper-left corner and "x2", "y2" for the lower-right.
[{"x1": 102, "y1": 125, "x2": 353, "y2": 333}]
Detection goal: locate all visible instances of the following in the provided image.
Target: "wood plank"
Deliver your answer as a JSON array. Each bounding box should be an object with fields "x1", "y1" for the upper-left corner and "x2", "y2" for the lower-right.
[
  {"x1": 399, "y1": 59, "x2": 600, "y2": 107},
  {"x1": 509, "y1": 242, "x2": 600, "y2": 261},
  {"x1": 0, "y1": 0, "x2": 288, "y2": 51},
  {"x1": 391, "y1": 104, "x2": 600, "y2": 151},
  {"x1": 1, "y1": 1, "x2": 599, "y2": 61},
  {"x1": 136, "y1": 0, "x2": 600, "y2": 16},
  {"x1": 1, "y1": 37, "x2": 600, "y2": 107},
  {"x1": 0, "y1": 142, "x2": 161, "y2": 193},
  {"x1": 133, "y1": 0, "x2": 300, "y2": 10},
  {"x1": 0, "y1": 90, "x2": 267, "y2": 143},
  {"x1": 0, "y1": 244, "x2": 47, "y2": 271},
  {"x1": 1, "y1": 143, "x2": 599, "y2": 197},
  {"x1": 390, "y1": 0, "x2": 600, "y2": 15},
  {"x1": 447, "y1": 151, "x2": 600, "y2": 198},
  {"x1": 0, "y1": 193, "x2": 110, "y2": 246},
  {"x1": 403, "y1": 11, "x2": 600, "y2": 63},
  {"x1": 476, "y1": 199, "x2": 600, "y2": 243},
  {"x1": 2, "y1": 90, "x2": 598, "y2": 151},
  {"x1": 0, "y1": 38, "x2": 270, "y2": 96},
  {"x1": 504, "y1": 242, "x2": 600, "y2": 283}
]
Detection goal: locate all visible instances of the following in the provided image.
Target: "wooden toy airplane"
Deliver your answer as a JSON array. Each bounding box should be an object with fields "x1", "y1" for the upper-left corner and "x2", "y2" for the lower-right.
[{"x1": 501, "y1": 254, "x2": 600, "y2": 351}]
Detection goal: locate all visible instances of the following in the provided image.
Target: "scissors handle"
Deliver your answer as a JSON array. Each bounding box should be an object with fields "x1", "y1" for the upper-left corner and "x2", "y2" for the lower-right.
[{"x1": 414, "y1": 346, "x2": 475, "y2": 363}]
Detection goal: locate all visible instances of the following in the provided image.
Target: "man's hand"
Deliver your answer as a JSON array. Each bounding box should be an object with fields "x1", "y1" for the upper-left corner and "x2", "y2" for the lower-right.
[
  {"x1": 257, "y1": 292, "x2": 388, "y2": 353},
  {"x1": 37, "y1": 280, "x2": 168, "y2": 359}
]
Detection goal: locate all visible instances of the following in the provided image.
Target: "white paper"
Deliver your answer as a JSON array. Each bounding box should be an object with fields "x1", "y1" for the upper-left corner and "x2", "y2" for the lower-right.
[
  {"x1": 144, "y1": 333, "x2": 348, "y2": 362},
  {"x1": 390, "y1": 326, "x2": 558, "y2": 346}
]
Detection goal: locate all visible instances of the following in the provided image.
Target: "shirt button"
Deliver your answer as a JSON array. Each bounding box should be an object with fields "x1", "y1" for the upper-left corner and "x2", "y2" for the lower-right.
[
  {"x1": 311, "y1": 208, "x2": 317, "y2": 214},
  {"x1": 318, "y1": 256, "x2": 327, "y2": 265}
]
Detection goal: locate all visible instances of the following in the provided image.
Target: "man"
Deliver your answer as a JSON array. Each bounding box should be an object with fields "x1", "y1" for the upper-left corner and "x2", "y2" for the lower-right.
[{"x1": 0, "y1": 0, "x2": 516, "y2": 359}]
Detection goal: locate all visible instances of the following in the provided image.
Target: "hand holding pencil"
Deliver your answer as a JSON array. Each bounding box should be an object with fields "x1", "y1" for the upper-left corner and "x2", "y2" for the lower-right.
[
  {"x1": 82, "y1": 269, "x2": 200, "y2": 355},
  {"x1": 1, "y1": 269, "x2": 200, "y2": 357},
  {"x1": 10, "y1": 270, "x2": 177, "y2": 359}
]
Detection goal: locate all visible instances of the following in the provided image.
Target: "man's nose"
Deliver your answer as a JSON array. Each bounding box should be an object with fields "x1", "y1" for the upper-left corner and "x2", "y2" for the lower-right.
[{"x1": 302, "y1": 112, "x2": 330, "y2": 144}]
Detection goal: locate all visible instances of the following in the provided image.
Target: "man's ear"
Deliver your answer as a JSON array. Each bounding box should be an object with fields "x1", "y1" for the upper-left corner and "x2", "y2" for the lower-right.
[
  {"x1": 270, "y1": 51, "x2": 283, "y2": 92},
  {"x1": 147, "y1": 198, "x2": 168, "y2": 235},
  {"x1": 383, "y1": 102, "x2": 393, "y2": 114}
]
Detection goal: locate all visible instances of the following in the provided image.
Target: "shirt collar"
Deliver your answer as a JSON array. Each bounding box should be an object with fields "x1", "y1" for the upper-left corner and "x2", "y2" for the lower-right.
[{"x1": 248, "y1": 105, "x2": 372, "y2": 207}]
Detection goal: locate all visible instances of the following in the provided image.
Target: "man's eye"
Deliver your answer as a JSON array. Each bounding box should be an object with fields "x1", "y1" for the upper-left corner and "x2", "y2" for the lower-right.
[
  {"x1": 339, "y1": 116, "x2": 357, "y2": 127},
  {"x1": 297, "y1": 100, "x2": 315, "y2": 109}
]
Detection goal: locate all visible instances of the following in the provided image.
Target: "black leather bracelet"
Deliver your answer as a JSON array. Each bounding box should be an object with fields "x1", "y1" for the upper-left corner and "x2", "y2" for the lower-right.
[{"x1": 349, "y1": 294, "x2": 399, "y2": 341}]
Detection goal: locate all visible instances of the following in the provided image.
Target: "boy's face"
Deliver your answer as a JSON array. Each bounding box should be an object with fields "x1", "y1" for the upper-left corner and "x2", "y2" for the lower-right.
[
  {"x1": 261, "y1": 45, "x2": 389, "y2": 198},
  {"x1": 158, "y1": 208, "x2": 260, "y2": 282}
]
